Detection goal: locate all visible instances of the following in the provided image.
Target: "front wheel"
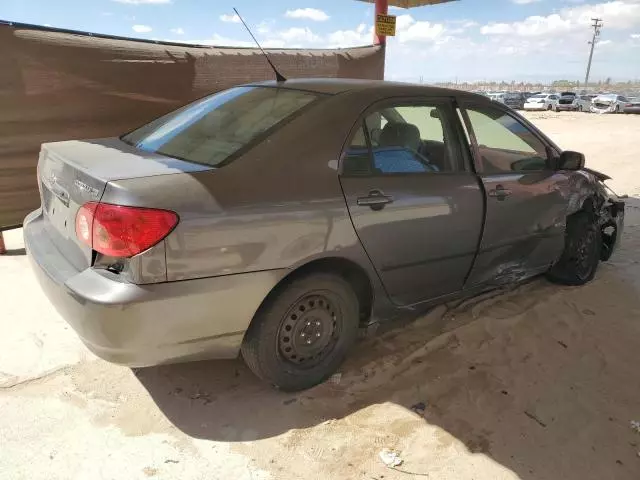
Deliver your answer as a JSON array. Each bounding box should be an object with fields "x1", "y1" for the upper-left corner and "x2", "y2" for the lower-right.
[
  {"x1": 241, "y1": 273, "x2": 360, "y2": 391},
  {"x1": 547, "y1": 104, "x2": 553, "y2": 111},
  {"x1": 546, "y1": 212, "x2": 601, "y2": 285}
]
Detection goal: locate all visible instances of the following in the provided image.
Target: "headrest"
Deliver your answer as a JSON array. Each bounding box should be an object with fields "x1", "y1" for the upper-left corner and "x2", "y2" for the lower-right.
[{"x1": 379, "y1": 122, "x2": 421, "y2": 151}]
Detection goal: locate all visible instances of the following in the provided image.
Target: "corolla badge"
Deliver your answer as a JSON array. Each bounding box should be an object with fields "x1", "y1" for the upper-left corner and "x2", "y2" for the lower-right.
[{"x1": 74, "y1": 179, "x2": 100, "y2": 199}]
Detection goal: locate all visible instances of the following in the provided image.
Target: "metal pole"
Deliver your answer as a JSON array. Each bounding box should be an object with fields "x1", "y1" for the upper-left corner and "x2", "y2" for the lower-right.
[
  {"x1": 584, "y1": 18, "x2": 603, "y2": 89},
  {"x1": 374, "y1": 0, "x2": 389, "y2": 45}
]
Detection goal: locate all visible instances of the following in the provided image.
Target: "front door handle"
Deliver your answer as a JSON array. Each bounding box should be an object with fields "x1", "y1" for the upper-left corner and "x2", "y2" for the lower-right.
[
  {"x1": 488, "y1": 185, "x2": 512, "y2": 201},
  {"x1": 357, "y1": 189, "x2": 394, "y2": 210}
]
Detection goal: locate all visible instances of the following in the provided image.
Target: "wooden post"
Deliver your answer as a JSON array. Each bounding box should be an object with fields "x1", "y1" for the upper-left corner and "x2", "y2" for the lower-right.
[
  {"x1": 374, "y1": 0, "x2": 389, "y2": 45},
  {"x1": 0, "y1": 231, "x2": 6, "y2": 255}
]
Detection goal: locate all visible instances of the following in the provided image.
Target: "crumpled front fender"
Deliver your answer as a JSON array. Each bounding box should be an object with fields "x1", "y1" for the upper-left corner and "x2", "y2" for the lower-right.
[{"x1": 566, "y1": 170, "x2": 625, "y2": 261}]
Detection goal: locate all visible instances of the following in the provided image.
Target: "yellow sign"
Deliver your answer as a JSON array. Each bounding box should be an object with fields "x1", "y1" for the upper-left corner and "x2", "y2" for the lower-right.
[{"x1": 375, "y1": 14, "x2": 396, "y2": 37}]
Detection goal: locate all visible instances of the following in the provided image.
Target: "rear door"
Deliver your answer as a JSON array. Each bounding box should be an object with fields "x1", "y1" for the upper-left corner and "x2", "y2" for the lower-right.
[
  {"x1": 339, "y1": 97, "x2": 484, "y2": 306},
  {"x1": 459, "y1": 102, "x2": 567, "y2": 287}
]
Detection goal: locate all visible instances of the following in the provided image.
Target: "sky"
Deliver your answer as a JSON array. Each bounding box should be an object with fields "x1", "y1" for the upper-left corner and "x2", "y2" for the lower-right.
[{"x1": 1, "y1": 0, "x2": 639, "y2": 82}]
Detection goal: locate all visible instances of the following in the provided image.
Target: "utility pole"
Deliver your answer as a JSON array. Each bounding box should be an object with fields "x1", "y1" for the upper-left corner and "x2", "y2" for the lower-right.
[{"x1": 584, "y1": 18, "x2": 603, "y2": 90}]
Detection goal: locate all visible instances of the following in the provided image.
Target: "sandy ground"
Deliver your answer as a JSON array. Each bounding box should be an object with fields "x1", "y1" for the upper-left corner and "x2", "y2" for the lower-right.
[{"x1": 1, "y1": 111, "x2": 640, "y2": 480}]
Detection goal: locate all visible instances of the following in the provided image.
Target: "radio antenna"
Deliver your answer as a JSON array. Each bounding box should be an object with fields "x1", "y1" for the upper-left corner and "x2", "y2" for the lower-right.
[{"x1": 233, "y1": 8, "x2": 286, "y2": 82}]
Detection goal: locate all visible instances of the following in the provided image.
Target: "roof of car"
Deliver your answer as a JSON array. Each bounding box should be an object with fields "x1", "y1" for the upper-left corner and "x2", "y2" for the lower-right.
[{"x1": 245, "y1": 78, "x2": 485, "y2": 99}]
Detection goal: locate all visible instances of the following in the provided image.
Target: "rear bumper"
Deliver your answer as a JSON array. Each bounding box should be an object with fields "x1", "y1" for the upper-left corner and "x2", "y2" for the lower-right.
[
  {"x1": 624, "y1": 107, "x2": 640, "y2": 114},
  {"x1": 24, "y1": 210, "x2": 287, "y2": 367},
  {"x1": 524, "y1": 104, "x2": 547, "y2": 110},
  {"x1": 556, "y1": 104, "x2": 577, "y2": 110}
]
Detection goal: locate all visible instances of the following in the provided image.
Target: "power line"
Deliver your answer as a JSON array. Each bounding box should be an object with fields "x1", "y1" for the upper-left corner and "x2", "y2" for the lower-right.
[{"x1": 584, "y1": 18, "x2": 603, "y2": 89}]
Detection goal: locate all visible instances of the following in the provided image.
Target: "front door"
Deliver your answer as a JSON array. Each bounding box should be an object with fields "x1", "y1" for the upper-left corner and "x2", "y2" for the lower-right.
[
  {"x1": 339, "y1": 98, "x2": 484, "y2": 306},
  {"x1": 461, "y1": 103, "x2": 567, "y2": 287}
]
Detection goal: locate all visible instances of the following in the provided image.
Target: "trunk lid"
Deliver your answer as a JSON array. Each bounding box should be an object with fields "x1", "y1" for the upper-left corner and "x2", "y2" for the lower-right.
[{"x1": 38, "y1": 138, "x2": 211, "y2": 271}]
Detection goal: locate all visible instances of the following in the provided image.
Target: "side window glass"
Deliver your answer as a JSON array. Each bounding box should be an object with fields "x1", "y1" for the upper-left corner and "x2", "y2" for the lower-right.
[
  {"x1": 343, "y1": 123, "x2": 372, "y2": 176},
  {"x1": 364, "y1": 104, "x2": 456, "y2": 174},
  {"x1": 465, "y1": 106, "x2": 549, "y2": 174}
]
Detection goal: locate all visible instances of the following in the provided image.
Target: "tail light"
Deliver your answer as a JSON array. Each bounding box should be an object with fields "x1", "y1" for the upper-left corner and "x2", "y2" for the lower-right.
[
  {"x1": 625, "y1": 103, "x2": 632, "y2": 107},
  {"x1": 76, "y1": 202, "x2": 178, "y2": 257}
]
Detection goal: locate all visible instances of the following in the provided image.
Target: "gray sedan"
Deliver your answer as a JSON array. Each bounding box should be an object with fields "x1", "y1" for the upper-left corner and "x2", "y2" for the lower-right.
[
  {"x1": 25, "y1": 80, "x2": 625, "y2": 391},
  {"x1": 591, "y1": 94, "x2": 631, "y2": 113},
  {"x1": 624, "y1": 97, "x2": 640, "y2": 114}
]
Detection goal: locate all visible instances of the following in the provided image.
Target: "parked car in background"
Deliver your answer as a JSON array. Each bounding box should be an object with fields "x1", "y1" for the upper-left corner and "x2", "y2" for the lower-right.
[
  {"x1": 555, "y1": 92, "x2": 578, "y2": 112},
  {"x1": 574, "y1": 94, "x2": 597, "y2": 112},
  {"x1": 504, "y1": 92, "x2": 526, "y2": 110},
  {"x1": 591, "y1": 94, "x2": 630, "y2": 114},
  {"x1": 524, "y1": 93, "x2": 559, "y2": 111},
  {"x1": 488, "y1": 92, "x2": 506, "y2": 104},
  {"x1": 24, "y1": 80, "x2": 625, "y2": 391},
  {"x1": 623, "y1": 97, "x2": 640, "y2": 114}
]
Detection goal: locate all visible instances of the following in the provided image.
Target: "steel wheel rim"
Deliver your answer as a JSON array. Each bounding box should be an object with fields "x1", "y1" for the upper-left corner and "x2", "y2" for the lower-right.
[{"x1": 277, "y1": 292, "x2": 342, "y2": 368}]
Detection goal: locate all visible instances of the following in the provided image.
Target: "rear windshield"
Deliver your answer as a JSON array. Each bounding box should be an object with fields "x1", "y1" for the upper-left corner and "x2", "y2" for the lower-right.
[
  {"x1": 122, "y1": 86, "x2": 320, "y2": 167},
  {"x1": 530, "y1": 94, "x2": 546, "y2": 99}
]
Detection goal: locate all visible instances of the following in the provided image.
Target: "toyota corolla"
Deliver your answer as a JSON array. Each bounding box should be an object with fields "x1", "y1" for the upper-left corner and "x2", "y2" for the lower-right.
[{"x1": 25, "y1": 79, "x2": 625, "y2": 391}]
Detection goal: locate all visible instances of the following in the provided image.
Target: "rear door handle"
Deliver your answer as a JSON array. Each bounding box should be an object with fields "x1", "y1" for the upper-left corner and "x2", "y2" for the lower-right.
[
  {"x1": 357, "y1": 190, "x2": 394, "y2": 210},
  {"x1": 488, "y1": 185, "x2": 512, "y2": 200}
]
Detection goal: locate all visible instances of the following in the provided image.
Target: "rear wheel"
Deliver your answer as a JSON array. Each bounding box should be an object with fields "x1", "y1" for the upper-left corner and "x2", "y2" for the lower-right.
[
  {"x1": 615, "y1": 105, "x2": 620, "y2": 113},
  {"x1": 578, "y1": 105, "x2": 583, "y2": 112},
  {"x1": 547, "y1": 104, "x2": 553, "y2": 111},
  {"x1": 241, "y1": 273, "x2": 360, "y2": 391},
  {"x1": 547, "y1": 211, "x2": 601, "y2": 285}
]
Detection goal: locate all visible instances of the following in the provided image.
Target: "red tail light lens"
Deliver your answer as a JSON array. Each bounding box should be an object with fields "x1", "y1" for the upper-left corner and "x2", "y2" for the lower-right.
[{"x1": 76, "y1": 202, "x2": 178, "y2": 257}]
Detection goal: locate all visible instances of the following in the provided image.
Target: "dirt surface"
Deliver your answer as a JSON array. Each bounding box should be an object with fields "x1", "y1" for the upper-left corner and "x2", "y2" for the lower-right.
[{"x1": 2, "y1": 111, "x2": 640, "y2": 480}]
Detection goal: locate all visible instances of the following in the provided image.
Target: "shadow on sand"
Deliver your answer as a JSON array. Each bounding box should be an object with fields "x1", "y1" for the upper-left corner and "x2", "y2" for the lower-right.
[{"x1": 135, "y1": 234, "x2": 640, "y2": 479}]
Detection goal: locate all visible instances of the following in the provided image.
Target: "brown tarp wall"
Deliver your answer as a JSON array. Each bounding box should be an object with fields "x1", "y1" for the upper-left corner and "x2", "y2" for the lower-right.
[{"x1": 0, "y1": 22, "x2": 384, "y2": 229}]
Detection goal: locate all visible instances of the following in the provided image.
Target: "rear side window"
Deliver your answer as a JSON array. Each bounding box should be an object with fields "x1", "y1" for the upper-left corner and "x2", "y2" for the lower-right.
[
  {"x1": 123, "y1": 86, "x2": 319, "y2": 167},
  {"x1": 343, "y1": 102, "x2": 461, "y2": 176}
]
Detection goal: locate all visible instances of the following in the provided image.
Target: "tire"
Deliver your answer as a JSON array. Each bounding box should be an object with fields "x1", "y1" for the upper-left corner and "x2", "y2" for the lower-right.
[
  {"x1": 241, "y1": 273, "x2": 360, "y2": 391},
  {"x1": 546, "y1": 211, "x2": 601, "y2": 285},
  {"x1": 547, "y1": 104, "x2": 553, "y2": 111},
  {"x1": 578, "y1": 105, "x2": 583, "y2": 112},
  {"x1": 615, "y1": 105, "x2": 620, "y2": 114}
]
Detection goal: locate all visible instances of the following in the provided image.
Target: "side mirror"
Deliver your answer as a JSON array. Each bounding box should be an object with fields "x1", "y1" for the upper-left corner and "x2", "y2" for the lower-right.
[{"x1": 558, "y1": 150, "x2": 585, "y2": 170}]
